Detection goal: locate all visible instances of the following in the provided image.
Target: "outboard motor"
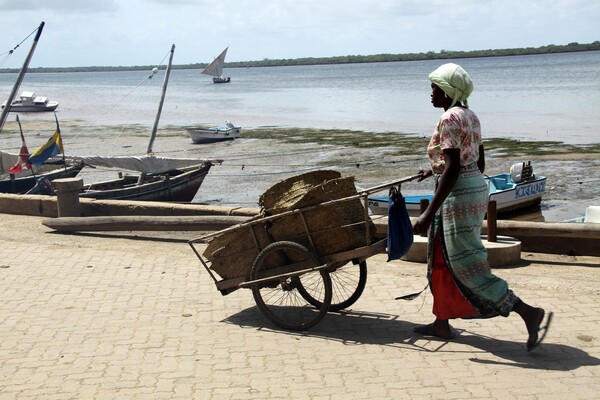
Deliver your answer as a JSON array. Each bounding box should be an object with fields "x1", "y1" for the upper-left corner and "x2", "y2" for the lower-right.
[
  {"x1": 510, "y1": 161, "x2": 534, "y2": 183},
  {"x1": 25, "y1": 177, "x2": 54, "y2": 195}
]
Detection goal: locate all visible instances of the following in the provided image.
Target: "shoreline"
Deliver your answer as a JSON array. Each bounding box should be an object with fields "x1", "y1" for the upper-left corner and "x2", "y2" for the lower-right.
[
  {"x1": 2, "y1": 44, "x2": 598, "y2": 73},
  {"x1": 2, "y1": 119, "x2": 599, "y2": 151}
]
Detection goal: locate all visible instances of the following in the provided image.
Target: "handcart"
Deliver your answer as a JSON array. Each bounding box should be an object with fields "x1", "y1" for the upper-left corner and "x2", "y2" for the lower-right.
[{"x1": 189, "y1": 174, "x2": 421, "y2": 331}]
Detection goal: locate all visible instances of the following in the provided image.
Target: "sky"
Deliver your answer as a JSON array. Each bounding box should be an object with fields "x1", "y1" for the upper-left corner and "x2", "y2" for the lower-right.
[{"x1": 0, "y1": 0, "x2": 598, "y2": 68}]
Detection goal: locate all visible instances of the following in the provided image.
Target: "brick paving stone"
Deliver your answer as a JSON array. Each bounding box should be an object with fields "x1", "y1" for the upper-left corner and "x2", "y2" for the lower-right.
[{"x1": 0, "y1": 214, "x2": 599, "y2": 399}]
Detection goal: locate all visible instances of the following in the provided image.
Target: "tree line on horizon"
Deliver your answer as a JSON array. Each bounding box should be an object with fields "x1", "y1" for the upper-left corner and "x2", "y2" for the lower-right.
[{"x1": 2, "y1": 41, "x2": 599, "y2": 73}]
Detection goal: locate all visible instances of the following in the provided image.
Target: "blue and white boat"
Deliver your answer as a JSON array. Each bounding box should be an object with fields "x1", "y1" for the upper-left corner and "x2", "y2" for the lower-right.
[
  {"x1": 563, "y1": 206, "x2": 600, "y2": 223},
  {"x1": 368, "y1": 163, "x2": 546, "y2": 216}
]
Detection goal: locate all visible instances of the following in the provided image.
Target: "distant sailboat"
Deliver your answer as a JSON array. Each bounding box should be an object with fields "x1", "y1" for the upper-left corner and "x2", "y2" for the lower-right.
[{"x1": 201, "y1": 47, "x2": 231, "y2": 83}]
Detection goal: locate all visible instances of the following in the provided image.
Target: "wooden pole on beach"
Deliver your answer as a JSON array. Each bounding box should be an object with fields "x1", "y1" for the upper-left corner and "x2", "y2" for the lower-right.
[{"x1": 487, "y1": 200, "x2": 498, "y2": 242}]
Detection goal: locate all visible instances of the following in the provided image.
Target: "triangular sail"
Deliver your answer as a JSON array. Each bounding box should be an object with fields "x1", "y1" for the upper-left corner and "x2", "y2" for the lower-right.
[{"x1": 201, "y1": 47, "x2": 228, "y2": 78}]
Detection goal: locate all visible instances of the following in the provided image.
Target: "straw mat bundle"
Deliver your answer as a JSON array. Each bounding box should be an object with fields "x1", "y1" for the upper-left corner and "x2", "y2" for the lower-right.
[
  {"x1": 266, "y1": 174, "x2": 376, "y2": 260},
  {"x1": 259, "y1": 170, "x2": 341, "y2": 214},
  {"x1": 202, "y1": 215, "x2": 278, "y2": 280}
]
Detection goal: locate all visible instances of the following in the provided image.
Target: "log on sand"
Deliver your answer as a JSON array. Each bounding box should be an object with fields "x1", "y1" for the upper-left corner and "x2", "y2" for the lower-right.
[
  {"x1": 46, "y1": 216, "x2": 600, "y2": 237},
  {"x1": 42, "y1": 215, "x2": 251, "y2": 232},
  {"x1": 486, "y1": 220, "x2": 600, "y2": 239}
]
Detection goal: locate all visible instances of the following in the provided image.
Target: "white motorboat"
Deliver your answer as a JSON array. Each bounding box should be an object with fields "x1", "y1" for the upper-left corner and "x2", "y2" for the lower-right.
[
  {"x1": 1, "y1": 91, "x2": 59, "y2": 112},
  {"x1": 187, "y1": 121, "x2": 241, "y2": 144}
]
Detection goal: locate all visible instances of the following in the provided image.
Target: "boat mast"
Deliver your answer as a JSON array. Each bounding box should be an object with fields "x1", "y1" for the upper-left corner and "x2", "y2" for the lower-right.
[
  {"x1": 147, "y1": 44, "x2": 175, "y2": 155},
  {"x1": 0, "y1": 21, "x2": 45, "y2": 134}
]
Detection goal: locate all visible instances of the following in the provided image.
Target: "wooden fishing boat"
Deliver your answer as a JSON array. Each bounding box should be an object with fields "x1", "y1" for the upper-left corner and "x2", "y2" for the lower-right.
[
  {"x1": 0, "y1": 153, "x2": 83, "y2": 194},
  {"x1": 201, "y1": 47, "x2": 231, "y2": 83},
  {"x1": 78, "y1": 162, "x2": 212, "y2": 202},
  {"x1": 72, "y1": 45, "x2": 216, "y2": 202}
]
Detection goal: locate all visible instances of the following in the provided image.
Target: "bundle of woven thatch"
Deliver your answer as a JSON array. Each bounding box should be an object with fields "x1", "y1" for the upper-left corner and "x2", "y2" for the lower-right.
[
  {"x1": 203, "y1": 170, "x2": 376, "y2": 280},
  {"x1": 202, "y1": 215, "x2": 273, "y2": 280},
  {"x1": 259, "y1": 170, "x2": 342, "y2": 214}
]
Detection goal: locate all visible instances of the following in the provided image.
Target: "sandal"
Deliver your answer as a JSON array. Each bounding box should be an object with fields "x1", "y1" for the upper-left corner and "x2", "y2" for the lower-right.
[
  {"x1": 413, "y1": 323, "x2": 456, "y2": 340},
  {"x1": 527, "y1": 311, "x2": 553, "y2": 352}
]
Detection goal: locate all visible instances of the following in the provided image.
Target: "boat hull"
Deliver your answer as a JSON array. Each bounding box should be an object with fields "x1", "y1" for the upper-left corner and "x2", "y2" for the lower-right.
[
  {"x1": 563, "y1": 206, "x2": 600, "y2": 223},
  {"x1": 213, "y1": 77, "x2": 230, "y2": 83},
  {"x1": 368, "y1": 194, "x2": 431, "y2": 216},
  {"x1": 187, "y1": 127, "x2": 240, "y2": 144},
  {"x1": 0, "y1": 161, "x2": 83, "y2": 194},
  {"x1": 368, "y1": 175, "x2": 547, "y2": 216},
  {"x1": 2, "y1": 102, "x2": 59, "y2": 112},
  {"x1": 488, "y1": 175, "x2": 546, "y2": 214},
  {"x1": 79, "y1": 163, "x2": 212, "y2": 202}
]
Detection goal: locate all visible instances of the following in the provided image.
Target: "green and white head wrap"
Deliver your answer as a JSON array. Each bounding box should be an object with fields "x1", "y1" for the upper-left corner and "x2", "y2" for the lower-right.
[{"x1": 428, "y1": 63, "x2": 474, "y2": 108}]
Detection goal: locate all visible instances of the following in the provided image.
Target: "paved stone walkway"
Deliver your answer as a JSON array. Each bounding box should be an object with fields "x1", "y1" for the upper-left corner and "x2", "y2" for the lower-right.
[{"x1": 0, "y1": 214, "x2": 598, "y2": 399}]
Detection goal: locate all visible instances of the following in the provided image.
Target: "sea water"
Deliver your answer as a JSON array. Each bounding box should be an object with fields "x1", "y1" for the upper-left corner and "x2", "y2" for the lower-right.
[{"x1": 1, "y1": 51, "x2": 599, "y2": 144}]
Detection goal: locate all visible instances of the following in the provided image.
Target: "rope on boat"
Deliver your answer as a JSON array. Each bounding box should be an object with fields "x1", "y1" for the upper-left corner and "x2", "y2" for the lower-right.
[
  {"x1": 0, "y1": 26, "x2": 39, "y2": 68},
  {"x1": 70, "y1": 49, "x2": 172, "y2": 141}
]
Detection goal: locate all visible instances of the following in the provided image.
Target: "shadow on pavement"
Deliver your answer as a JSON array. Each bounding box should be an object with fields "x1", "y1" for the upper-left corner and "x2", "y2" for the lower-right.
[
  {"x1": 460, "y1": 331, "x2": 600, "y2": 370},
  {"x1": 49, "y1": 230, "x2": 191, "y2": 243},
  {"x1": 225, "y1": 306, "x2": 600, "y2": 371}
]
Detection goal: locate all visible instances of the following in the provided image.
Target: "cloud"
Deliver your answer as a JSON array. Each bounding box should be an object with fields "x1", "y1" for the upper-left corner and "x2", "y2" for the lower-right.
[
  {"x1": 0, "y1": 0, "x2": 117, "y2": 12},
  {"x1": 0, "y1": 0, "x2": 597, "y2": 68}
]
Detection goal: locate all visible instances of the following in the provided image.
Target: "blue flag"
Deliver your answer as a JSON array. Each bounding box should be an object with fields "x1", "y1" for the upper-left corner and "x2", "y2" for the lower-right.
[{"x1": 28, "y1": 122, "x2": 64, "y2": 165}]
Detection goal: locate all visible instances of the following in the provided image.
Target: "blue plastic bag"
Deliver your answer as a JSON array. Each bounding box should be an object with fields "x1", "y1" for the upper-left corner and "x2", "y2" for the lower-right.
[{"x1": 387, "y1": 187, "x2": 414, "y2": 261}]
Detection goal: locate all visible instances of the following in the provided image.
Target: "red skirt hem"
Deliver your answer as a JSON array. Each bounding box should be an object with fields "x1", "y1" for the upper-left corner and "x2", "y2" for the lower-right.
[{"x1": 431, "y1": 233, "x2": 478, "y2": 319}]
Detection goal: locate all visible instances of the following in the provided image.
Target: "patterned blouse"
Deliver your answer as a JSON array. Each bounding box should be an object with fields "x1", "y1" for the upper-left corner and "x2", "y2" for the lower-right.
[{"x1": 427, "y1": 107, "x2": 482, "y2": 174}]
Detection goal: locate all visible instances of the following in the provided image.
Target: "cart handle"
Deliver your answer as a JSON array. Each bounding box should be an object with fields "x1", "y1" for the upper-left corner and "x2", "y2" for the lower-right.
[{"x1": 358, "y1": 173, "x2": 424, "y2": 195}]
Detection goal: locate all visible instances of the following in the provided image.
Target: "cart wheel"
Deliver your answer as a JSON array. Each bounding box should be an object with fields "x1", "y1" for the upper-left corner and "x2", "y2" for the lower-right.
[
  {"x1": 250, "y1": 241, "x2": 332, "y2": 331},
  {"x1": 297, "y1": 260, "x2": 367, "y2": 312}
]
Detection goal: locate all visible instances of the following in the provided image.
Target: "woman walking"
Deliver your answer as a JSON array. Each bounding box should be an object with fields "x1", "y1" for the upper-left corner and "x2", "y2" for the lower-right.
[{"x1": 412, "y1": 63, "x2": 552, "y2": 351}]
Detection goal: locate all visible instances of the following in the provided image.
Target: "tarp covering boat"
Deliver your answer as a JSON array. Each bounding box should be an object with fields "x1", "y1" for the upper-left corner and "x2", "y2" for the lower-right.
[
  {"x1": 0, "y1": 151, "x2": 19, "y2": 174},
  {"x1": 68, "y1": 155, "x2": 221, "y2": 174}
]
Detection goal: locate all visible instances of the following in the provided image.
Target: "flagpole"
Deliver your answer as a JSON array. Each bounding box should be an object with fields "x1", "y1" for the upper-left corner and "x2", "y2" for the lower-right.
[
  {"x1": 54, "y1": 113, "x2": 67, "y2": 172},
  {"x1": 16, "y1": 115, "x2": 36, "y2": 179},
  {"x1": 146, "y1": 44, "x2": 175, "y2": 155},
  {"x1": 0, "y1": 21, "x2": 45, "y2": 134}
]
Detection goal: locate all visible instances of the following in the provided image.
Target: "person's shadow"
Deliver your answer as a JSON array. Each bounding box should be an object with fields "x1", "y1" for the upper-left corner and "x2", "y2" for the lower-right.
[{"x1": 224, "y1": 306, "x2": 599, "y2": 371}]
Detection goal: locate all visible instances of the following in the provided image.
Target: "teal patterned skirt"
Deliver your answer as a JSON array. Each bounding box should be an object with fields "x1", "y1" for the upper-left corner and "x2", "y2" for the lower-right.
[{"x1": 428, "y1": 164, "x2": 518, "y2": 318}]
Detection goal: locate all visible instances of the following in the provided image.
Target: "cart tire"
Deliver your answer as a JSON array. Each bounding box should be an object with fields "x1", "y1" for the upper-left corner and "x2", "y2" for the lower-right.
[
  {"x1": 250, "y1": 241, "x2": 332, "y2": 331},
  {"x1": 297, "y1": 260, "x2": 367, "y2": 312}
]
